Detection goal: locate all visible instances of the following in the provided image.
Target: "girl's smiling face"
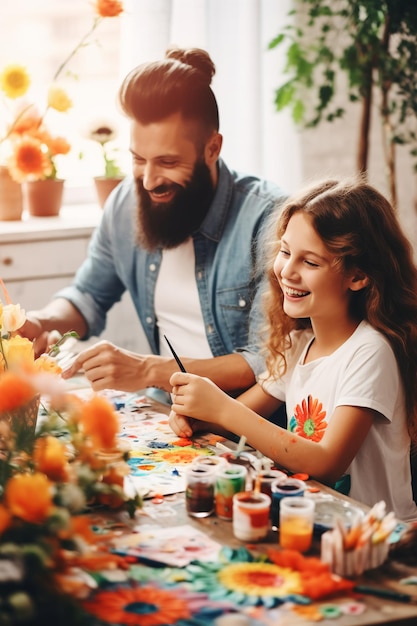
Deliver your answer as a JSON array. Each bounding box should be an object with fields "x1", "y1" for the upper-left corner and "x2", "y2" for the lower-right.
[{"x1": 274, "y1": 211, "x2": 356, "y2": 326}]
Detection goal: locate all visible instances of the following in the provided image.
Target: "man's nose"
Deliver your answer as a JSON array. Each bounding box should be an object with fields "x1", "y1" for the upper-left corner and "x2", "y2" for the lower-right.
[{"x1": 142, "y1": 163, "x2": 160, "y2": 190}]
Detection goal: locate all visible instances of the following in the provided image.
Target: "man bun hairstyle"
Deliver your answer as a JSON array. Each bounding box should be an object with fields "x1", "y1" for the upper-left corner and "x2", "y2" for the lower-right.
[{"x1": 119, "y1": 47, "x2": 219, "y2": 133}]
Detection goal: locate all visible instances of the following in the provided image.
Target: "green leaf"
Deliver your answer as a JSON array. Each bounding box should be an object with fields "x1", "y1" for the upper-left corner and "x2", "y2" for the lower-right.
[
  {"x1": 274, "y1": 82, "x2": 296, "y2": 111},
  {"x1": 292, "y1": 99, "x2": 305, "y2": 124},
  {"x1": 268, "y1": 33, "x2": 285, "y2": 49}
]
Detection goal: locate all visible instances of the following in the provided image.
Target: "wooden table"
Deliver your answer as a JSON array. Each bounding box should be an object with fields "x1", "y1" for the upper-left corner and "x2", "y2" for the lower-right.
[
  {"x1": 52, "y1": 380, "x2": 417, "y2": 626},
  {"x1": 129, "y1": 394, "x2": 417, "y2": 626}
]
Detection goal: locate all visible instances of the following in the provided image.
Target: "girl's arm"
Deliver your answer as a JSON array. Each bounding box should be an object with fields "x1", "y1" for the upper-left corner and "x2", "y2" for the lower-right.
[
  {"x1": 168, "y1": 377, "x2": 281, "y2": 438},
  {"x1": 170, "y1": 372, "x2": 375, "y2": 484}
]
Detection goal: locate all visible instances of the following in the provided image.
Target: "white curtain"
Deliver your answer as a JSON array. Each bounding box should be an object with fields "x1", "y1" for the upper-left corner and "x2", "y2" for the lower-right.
[{"x1": 120, "y1": 0, "x2": 302, "y2": 192}]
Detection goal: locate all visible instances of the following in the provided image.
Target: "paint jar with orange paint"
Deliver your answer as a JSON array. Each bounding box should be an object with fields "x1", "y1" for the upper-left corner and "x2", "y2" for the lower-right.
[
  {"x1": 279, "y1": 496, "x2": 315, "y2": 552},
  {"x1": 270, "y1": 477, "x2": 306, "y2": 528},
  {"x1": 233, "y1": 491, "x2": 271, "y2": 541}
]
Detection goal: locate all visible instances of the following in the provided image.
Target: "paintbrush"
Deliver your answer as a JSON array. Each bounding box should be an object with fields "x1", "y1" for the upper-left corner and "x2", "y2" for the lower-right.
[
  {"x1": 235, "y1": 435, "x2": 247, "y2": 456},
  {"x1": 354, "y1": 585, "x2": 417, "y2": 604},
  {"x1": 164, "y1": 335, "x2": 187, "y2": 373}
]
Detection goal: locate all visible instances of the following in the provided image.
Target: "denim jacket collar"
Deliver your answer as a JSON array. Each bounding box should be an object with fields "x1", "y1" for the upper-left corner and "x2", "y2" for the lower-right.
[{"x1": 198, "y1": 159, "x2": 232, "y2": 242}]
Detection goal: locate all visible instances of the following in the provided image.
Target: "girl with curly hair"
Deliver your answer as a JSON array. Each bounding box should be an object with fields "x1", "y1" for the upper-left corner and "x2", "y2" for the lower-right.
[{"x1": 169, "y1": 177, "x2": 417, "y2": 521}]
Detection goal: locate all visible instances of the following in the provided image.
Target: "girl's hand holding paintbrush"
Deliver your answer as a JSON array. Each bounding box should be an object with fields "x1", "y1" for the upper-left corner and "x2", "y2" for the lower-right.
[
  {"x1": 170, "y1": 371, "x2": 236, "y2": 427},
  {"x1": 169, "y1": 371, "x2": 237, "y2": 439},
  {"x1": 165, "y1": 336, "x2": 235, "y2": 439}
]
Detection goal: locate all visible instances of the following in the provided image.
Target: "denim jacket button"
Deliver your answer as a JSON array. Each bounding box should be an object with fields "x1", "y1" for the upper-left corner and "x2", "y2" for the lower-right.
[
  {"x1": 146, "y1": 316, "x2": 152, "y2": 324},
  {"x1": 149, "y1": 263, "x2": 156, "y2": 272},
  {"x1": 239, "y1": 298, "x2": 246, "y2": 307}
]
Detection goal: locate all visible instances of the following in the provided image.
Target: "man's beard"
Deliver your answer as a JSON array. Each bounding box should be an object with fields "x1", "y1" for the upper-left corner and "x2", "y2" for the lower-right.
[{"x1": 134, "y1": 159, "x2": 215, "y2": 251}]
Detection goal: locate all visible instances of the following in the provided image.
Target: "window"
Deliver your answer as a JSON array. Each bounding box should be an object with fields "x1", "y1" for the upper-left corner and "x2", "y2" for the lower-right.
[
  {"x1": 1, "y1": 0, "x2": 301, "y2": 203},
  {"x1": 1, "y1": 0, "x2": 128, "y2": 202}
]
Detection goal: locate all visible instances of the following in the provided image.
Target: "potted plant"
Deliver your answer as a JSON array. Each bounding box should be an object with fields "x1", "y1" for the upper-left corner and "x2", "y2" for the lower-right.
[
  {"x1": 0, "y1": 0, "x2": 125, "y2": 217},
  {"x1": 269, "y1": 0, "x2": 417, "y2": 208},
  {"x1": 84, "y1": 118, "x2": 126, "y2": 208}
]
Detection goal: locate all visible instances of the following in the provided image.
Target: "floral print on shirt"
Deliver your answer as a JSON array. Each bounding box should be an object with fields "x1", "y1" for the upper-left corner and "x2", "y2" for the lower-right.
[{"x1": 288, "y1": 395, "x2": 327, "y2": 442}]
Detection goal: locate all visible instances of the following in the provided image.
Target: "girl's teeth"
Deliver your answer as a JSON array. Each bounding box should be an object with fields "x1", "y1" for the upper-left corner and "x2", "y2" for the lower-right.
[{"x1": 286, "y1": 288, "x2": 307, "y2": 297}]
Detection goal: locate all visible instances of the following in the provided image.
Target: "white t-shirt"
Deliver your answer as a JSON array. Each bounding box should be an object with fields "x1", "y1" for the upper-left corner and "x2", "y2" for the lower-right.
[
  {"x1": 154, "y1": 239, "x2": 213, "y2": 359},
  {"x1": 259, "y1": 320, "x2": 417, "y2": 522}
]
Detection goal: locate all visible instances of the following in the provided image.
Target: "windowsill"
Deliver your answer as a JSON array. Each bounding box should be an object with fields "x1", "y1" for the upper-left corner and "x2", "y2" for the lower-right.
[{"x1": 0, "y1": 203, "x2": 102, "y2": 242}]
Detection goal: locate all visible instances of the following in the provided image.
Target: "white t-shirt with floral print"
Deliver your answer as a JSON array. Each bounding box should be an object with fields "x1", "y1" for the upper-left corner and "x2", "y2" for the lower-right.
[{"x1": 258, "y1": 320, "x2": 417, "y2": 522}]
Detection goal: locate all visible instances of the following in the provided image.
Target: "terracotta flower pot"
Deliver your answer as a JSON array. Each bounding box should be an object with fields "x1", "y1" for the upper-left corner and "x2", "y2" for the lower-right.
[
  {"x1": 0, "y1": 166, "x2": 23, "y2": 221},
  {"x1": 24, "y1": 179, "x2": 65, "y2": 217},
  {"x1": 93, "y1": 176, "x2": 123, "y2": 209}
]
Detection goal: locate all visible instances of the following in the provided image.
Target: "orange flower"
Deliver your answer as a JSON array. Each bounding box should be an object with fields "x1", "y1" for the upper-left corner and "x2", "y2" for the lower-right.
[
  {"x1": 292, "y1": 395, "x2": 327, "y2": 442},
  {"x1": 9, "y1": 105, "x2": 42, "y2": 136},
  {"x1": 83, "y1": 586, "x2": 191, "y2": 625},
  {"x1": 95, "y1": 0, "x2": 124, "y2": 18},
  {"x1": 5, "y1": 472, "x2": 54, "y2": 523},
  {"x1": 79, "y1": 396, "x2": 120, "y2": 449},
  {"x1": 98, "y1": 465, "x2": 126, "y2": 509},
  {"x1": 33, "y1": 436, "x2": 70, "y2": 482},
  {"x1": 0, "y1": 371, "x2": 35, "y2": 411},
  {"x1": 48, "y1": 135, "x2": 71, "y2": 157},
  {"x1": 7, "y1": 135, "x2": 53, "y2": 182},
  {"x1": 0, "y1": 504, "x2": 12, "y2": 535}
]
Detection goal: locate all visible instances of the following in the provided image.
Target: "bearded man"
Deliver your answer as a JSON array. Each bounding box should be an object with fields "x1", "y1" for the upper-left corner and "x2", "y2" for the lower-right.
[{"x1": 20, "y1": 47, "x2": 287, "y2": 397}]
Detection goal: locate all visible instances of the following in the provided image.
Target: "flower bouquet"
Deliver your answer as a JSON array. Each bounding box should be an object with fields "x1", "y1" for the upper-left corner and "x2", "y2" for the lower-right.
[
  {"x1": 0, "y1": 0, "x2": 124, "y2": 217},
  {"x1": 0, "y1": 280, "x2": 141, "y2": 625}
]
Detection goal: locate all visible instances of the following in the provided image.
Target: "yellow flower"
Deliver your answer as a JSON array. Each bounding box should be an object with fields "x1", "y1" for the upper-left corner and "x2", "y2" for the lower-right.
[
  {"x1": 218, "y1": 562, "x2": 302, "y2": 597},
  {"x1": 1, "y1": 303, "x2": 26, "y2": 333},
  {"x1": 32, "y1": 354, "x2": 62, "y2": 375},
  {"x1": 2, "y1": 336, "x2": 34, "y2": 371},
  {"x1": 0, "y1": 64, "x2": 30, "y2": 99},
  {"x1": 47, "y1": 84, "x2": 72, "y2": 113}
]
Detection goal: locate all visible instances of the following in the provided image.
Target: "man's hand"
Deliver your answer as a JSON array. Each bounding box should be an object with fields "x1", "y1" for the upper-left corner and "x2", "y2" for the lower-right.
[
  {"x1": 60, "y1": 340, "x2": 168, "y2": 392},
  {"x1": 18, "y1": 317, "x2": 61, "y2": 358}
]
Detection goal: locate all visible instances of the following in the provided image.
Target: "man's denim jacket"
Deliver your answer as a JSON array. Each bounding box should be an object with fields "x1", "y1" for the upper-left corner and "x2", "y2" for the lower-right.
[{"x1": 56, "y1": 159, "x2": 287, "y2": 376}]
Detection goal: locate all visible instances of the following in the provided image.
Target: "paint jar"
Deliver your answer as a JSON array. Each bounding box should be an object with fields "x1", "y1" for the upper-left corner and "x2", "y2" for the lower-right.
[
  {"x1": 270, "y1": 477, "x2": 306, "y2": 528},
  {"x1": 191, "y1": 455, "x2": 228, "y2": 472},
  {"x1": 279, "y1": 496, "x2": 315, "y2": 552},
  {"x1": 220, "y1": 451, "x2": 257, "y2": 490},
  {"x1": 185, "y1": 465, "x2": 215, "y2": 518},
  {"x1": 233, "y1": 491, "x2": 271, "y2": 541},
  {"x1": 258, "y1": 469, "x2": 287, "y2": 498},
  {"x1": 215, "y1": 464, "x2": 247, "y2": 520}
]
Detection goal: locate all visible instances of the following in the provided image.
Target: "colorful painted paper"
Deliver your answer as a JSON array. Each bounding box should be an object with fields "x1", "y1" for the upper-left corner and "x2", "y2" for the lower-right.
[
  {"x1": 103, "y1": 391, "x2": 227, "y2": 498},
  {"x1": 111, "y1": 524, "x2": 222, "y2": 567}
]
